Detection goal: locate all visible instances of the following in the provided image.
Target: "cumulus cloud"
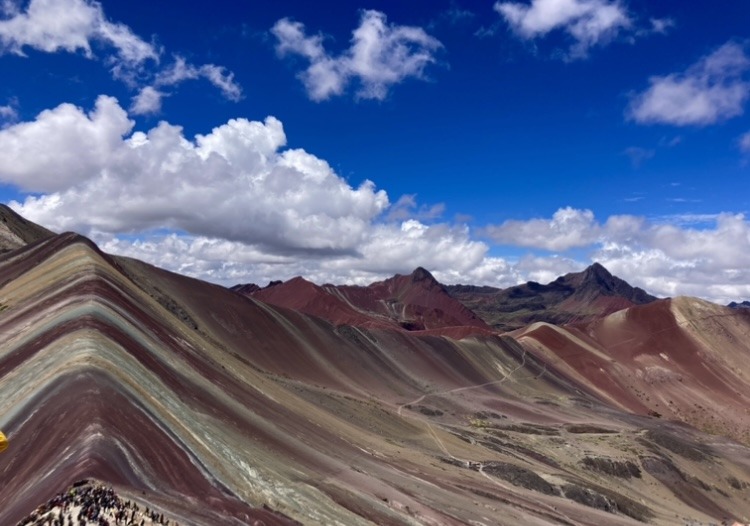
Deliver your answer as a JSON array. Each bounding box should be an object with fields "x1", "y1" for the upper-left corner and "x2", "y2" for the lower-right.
[
  {"x1": 3, "y1": 96, "x2": 388, "y2": 254},
  {"x1": 3, "y1": 95, "x2": 750, "y2": 304},
  {"x1": 0, "y1": 0, "x2": 241, "y2": 108},
  {"x1": 271, "y1": 10, "x2": 442, "y2": 101},
  {"x1": 484, "y1": 207, "x2": 601, "y2": 250},
  {"x1": 94, "y1": 219, "x2": 523, "y2": 292},
  {"x1": 494, "y1": 0, "x2": 632, "y2": 58},
  {"x1": 0, "y1": 96, "x2": 133, "y2": 191},
  {"x1": 92, "y1": 208, "x2": 750, "y2": 304},
  {"x1": 484, "y1": 207, "x2": 750, "y2": 303},
  {"x1": 628, "y1": 42, "x2": 750, "y2": 126}
]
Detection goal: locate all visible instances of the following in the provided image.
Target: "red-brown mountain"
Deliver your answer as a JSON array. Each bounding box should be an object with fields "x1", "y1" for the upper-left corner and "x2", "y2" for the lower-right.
[
  {"x1": 243, "y1": 267, "x2": 492, "y2": 335},
  {"x1": 447, "y1": 262, "x2": 658, "y2": 331},
  {"x1": 3, "y1": 205, "x2": 750, "y2": 526}
]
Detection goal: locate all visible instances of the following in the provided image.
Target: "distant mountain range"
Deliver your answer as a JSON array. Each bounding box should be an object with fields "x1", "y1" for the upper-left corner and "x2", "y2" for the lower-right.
[
  {"x1": 3, "y1": 204, "x2": 750, "y2": 526},
  {"x1": 238, "y1": 266, "x2": 491, "y2": 336},
  {"x1": 236, "y1": 261, "x2": 658, "y2": 333},
  {"x1": 446, "y1": 262, "x2": 658, "y2": 331}
]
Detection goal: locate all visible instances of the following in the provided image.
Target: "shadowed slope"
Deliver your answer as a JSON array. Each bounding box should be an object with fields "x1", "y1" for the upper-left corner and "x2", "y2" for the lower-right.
[
  {"x1": 448, "y1": 263, "x2": 658, "y2": 331},
  {"x1": 0, "y1": 204, "x2": 55, "y2": 252}
]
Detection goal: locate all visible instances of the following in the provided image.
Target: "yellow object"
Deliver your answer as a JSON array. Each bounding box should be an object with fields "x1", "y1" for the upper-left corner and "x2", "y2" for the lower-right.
[{"x1": 0, "y1": 431, "x2": 7, "y2": 453}]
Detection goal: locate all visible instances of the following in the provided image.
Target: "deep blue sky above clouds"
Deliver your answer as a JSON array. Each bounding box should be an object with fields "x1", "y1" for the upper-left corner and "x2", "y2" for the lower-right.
[{"x1": 0, "y1": 0, "x2": 749, "y2": 302}]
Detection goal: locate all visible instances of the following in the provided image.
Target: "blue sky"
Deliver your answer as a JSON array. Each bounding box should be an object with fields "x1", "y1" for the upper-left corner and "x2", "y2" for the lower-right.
[{"x1": 1, "y1": 0, "x2": 750, "y2": 302}]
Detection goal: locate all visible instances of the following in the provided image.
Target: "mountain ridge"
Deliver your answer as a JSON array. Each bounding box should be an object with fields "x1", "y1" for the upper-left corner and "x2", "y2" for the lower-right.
[
  {"x1": 243, "y1": 266, "x2": 492, "y2": 334},
  {"x1": 3, "y1": 210, "x2": 750, "y2": 525}
]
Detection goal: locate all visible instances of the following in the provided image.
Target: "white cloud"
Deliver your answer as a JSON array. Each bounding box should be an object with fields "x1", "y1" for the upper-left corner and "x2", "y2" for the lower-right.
[
  {"x1": 0, "y1": 0, "x2": 242, "y2": 107},
  {"x1": 92, "y1": 209, "x2": 750, "y2": 304},
  {"x1": 130, "y1": 86, "x2": 164, "y2": 115},
  {"x1": 515, "y1": 254, "x2": 584, "y2": 283},
  {"x1": 130, "y1": 56, "x2": 243, "y2": 115},
  {"x1": 3, "y1": 96, "x2": 750, "y2": 305},
  {"x1": 155, "y1": 56, "x2": 242, "y2": 101},
  {"x1": 484, "y1": 206, "x2": 601, "y2": 250},
  {"x1": 93, "y1": 219, "x2": 523, "y2": 292},
  {"x1": 271, "y1": 10, "x2": 442, "y2": 101},
  {"x1": 0, "y1": 96, "x2": 132, "y2": 191},
  {"x1": 0, "y1": 0, "x2": 158, "y2": 73},
  {"x1": 483, "y1": 207, "x2": 750, "y2": 303},
  {"x1": 494, "y1": 0, "x2": 632, "y2": 58},
  {"x1": 3, "y1": 96, "x2": 388, "y2": 254},
  {"x1": 628, "y1": 42, "x2": 750, "y2": 126}
]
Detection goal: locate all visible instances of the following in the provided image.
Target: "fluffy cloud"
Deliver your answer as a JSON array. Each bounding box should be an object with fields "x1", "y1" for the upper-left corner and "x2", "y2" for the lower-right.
[
  {"x1": 92, "y1": 209, "x2": 750, "y2": 304},
  {"x1": 130, "y1": 86, "x2": 164, "y2": 115},
  {"x1": 0, "y1": 0, "x2": 241, "y2": 108},
  {"x1": 3, "y1": 95, "x2": 750, "y2": 304},
  {"x1": 494, "y1": 0, "x2": 632, "y2": 58},
  {"x1": 3, "y1": 96, "x2": 388, "y2": 254},
  {"x1": 628, "y1": 42, "x2": 750, "y2": 125},
  {"x1": 484, "y1": 207, "x2": 601, "y2": 250},
  {"x1": 93, "y1": 220, "x2": 523, "y2": 292},
  {"x1": 484, "y1": 207, "x2": 750, "y2": 303},
  {"x1": 271, "y1": 10, "x2": 442, "y2": 101},
  {"x1": 0, "y1": 96, "x2": 132, "y2": 191},
  {"x1": 0, "y1": 0, "x2": 158, "y2": 74}
]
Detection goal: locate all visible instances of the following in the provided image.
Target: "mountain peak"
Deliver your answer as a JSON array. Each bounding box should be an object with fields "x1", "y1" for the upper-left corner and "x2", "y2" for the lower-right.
[
  {"x1": 410, "y1": 266, "x2": 437, "y2": 283},
  {"x1": 585, "y1": 262, "x2": 612, "y2": 277},
  {"x1": 579, "y1": 262, "x2": 615, "y2": 288}
]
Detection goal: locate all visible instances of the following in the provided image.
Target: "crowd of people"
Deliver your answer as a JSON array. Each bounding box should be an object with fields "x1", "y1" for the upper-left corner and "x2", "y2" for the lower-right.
[{"x1": 16, "y1": 480, "x2": 178, "y2": 526}]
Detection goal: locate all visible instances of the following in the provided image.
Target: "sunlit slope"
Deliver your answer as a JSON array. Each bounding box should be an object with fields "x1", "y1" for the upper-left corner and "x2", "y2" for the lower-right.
[
  {"x1": 2, "y1": 232, "x2": 750, "y2": 525},
  {"x1": 516, "y1": 297, "x2": 750, "y2": 444},
  {"x1": 0, "y1": 233, "x2": 585, "y2": 525}
]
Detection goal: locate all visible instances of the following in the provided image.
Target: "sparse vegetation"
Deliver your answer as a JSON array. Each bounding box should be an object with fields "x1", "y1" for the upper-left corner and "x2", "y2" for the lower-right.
[
  {"x1": 416, "y1": 405, "x2": 443, "y2": 417},
  {"x1": 562, "y1": 483, "x2": 653, "y2": 522},
  {"x1": 469, "y1": 418, "x2": 490, "y2": 428},
  {"x1": 727, "y1": 476, "x2": 748, "y2": 490},
  {"x1": 482, "y1": 461, "x2": 558, "y2": 495},
  {"x1": 565, "y1": 424, "x2": 618, "y2": 434},
  {"x1": 495, "y1": 423, "x2": 560, "y2": 436},
  {"x1": 640, "y1": 429, "x2": 713, "y2": 462},
  {"x1": 581, "y1": 457, "x2": 642, "y2": 479}
]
